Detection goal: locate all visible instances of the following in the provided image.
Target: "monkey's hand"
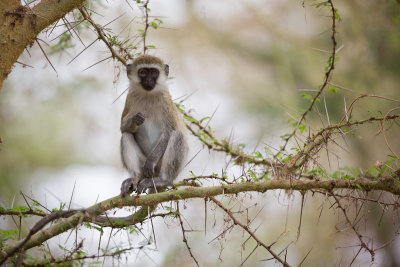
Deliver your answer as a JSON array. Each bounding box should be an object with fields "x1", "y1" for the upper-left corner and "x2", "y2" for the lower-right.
[
  {"x1": 130, "y1": 112, "x2": 145, "y2": 127},
  {"x1": 120, "y1": 177, "x2": 140, "y2": 197},
  {"x1": 142, "y1": 160, "x2": 156, "y2": 178},
  {"x1": 121, "y1": 113, "x2": 145, "y2": 133}
]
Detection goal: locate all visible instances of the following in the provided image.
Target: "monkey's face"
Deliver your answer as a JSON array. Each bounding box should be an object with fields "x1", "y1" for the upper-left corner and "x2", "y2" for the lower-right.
[{"x1": 138, "y1": 68, "x2": 159, "y2": 91}]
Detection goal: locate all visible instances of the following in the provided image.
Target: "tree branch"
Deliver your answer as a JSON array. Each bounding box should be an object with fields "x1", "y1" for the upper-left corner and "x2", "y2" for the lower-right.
[
  {"x1": 277, "y1": 0, "x2": 338, "y2": 153},
  {"x1": 0, "y1": 0, "x2": 87, "y2": 91},
  {"x1": 1, "y1": 177, "x2": 400, "y2": 262},
  {"x1": 210, "y1": 196, "x2": 290, "y2": 266},
  {"x1": 78, "y1": 7, "x2": 127, "y2": 66}
]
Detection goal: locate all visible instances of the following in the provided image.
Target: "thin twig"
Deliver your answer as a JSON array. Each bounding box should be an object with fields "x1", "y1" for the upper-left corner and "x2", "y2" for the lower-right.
[
  {"x1": 381, "y1": 107, "x2": 400, "y2": 158},
  {"x1": 35, "y1": 39, "x2": 58, "y2": 75},
  {"x1": 0, "y1": 210, "x2": 82, "y2": 265},
  {"x1": 277, "y1": 0, "x2": 338, "y2": 154},
  {"x1": 183, "y1": 110, "x2": 278, "y2": 167},
  {"x1": 142, "y1": 0, "x2": 150, "y2": 54},
  {"x1": 331, "y1": 194, "x2": 375, "y2": 261},
  {"x1": 177, "y1": 203, "x2": 200, "y2": 266},
  {"x1": 210, "y1": 196, "x2": 291, "y2": 267},
  {"x1": 79, "y1": 7, "x2": 127, "y2": 65}
]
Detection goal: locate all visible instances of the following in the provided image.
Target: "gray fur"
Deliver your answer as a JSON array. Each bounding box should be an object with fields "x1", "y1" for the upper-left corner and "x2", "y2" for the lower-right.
[
  {"x1": 120, "y1": 55, "x2": 188, "y2": 197},
  {"x1": 136, "y1": 131, "x2": 188, "y2": 192}
]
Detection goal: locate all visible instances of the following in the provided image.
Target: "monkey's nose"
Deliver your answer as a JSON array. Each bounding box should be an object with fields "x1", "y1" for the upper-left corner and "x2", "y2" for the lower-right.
[{"x1": 141, "y1": 79, "x2": 156, "y2": 91}]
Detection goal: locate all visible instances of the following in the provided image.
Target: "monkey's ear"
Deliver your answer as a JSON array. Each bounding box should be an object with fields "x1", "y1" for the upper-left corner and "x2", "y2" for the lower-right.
[
  {"x1": 127, "y1": 64, "x2": 133, "y2": 77},
  {"x1": 164, "y1": 64, "x2": 169, "y2": 77}
]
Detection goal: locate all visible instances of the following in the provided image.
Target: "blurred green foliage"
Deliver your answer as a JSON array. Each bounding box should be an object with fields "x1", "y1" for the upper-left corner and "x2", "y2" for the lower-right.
[{"x1": 0, "y1": 76, "x2": 101, "y2": 199}]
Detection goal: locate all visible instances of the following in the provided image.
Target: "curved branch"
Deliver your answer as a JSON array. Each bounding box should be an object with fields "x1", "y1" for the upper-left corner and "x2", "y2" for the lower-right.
[
  {"x1": 0, "y1": 0, "x2": 87, "y2": 91},
  {"x1": 183, "y1": 110, "x2": 278, "y2": 167},
  {"x1": 0, "y1": 209, "x2": 46, "y2": 217},
  {"x1": 1, "y1": 177, "x2": 400, "y2": 262},
  {"x1": 90, "y1": 209, "x2": 176, "y2": 228}
]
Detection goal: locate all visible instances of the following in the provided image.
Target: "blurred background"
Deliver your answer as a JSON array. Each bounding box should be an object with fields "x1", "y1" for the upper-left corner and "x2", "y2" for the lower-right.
[{"x1": 0, "y1": 0, "x2": 400, "y2": 266}]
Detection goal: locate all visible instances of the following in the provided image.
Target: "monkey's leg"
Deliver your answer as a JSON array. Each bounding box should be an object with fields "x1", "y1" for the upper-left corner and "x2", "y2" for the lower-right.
[
  {"x1": 120, "y1": 133, "x2": 146, "y2": 197},
  {"x1": 137, "y1": 131, "x2": 187, "y2": 193}
]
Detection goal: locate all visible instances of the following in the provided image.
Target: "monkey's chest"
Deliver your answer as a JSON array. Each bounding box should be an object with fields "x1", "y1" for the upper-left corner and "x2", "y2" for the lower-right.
[{"x1": 134, "y1": 120, "x2": 161, "y2": 156}]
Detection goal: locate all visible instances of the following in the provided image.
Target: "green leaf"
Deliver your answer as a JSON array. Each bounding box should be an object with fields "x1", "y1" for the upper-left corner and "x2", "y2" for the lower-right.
[
  {"x1": 199, "y1": 116, "x2": 210, "y2": 123},
  {"x1": 328, "y1": 86, "x2": 338, "y2": 93},
  {"x1": 9, "y1": 205, "x2": 30, "y2": 212},
  {"x1": 253, "y1": 151, "x2": 263, "y2": 159},
  {"x1": 298, "y1": 124, "x2": 307, "y2": 134},
  {"x1": 300, "y1": 93, "x2": 313, "y2": 101},
  {"x1": 0, "y1": 229, "x2": 19, "y2": 239},
  {"x1": 354, "y1": 184, "x2": 363, "y2": 190},
  {"x1": 316, "y1": 2, "x2": 328, "y2": 8},
  {"x1": 280, "y1": 133, "x2": 291, "y2": 140}
]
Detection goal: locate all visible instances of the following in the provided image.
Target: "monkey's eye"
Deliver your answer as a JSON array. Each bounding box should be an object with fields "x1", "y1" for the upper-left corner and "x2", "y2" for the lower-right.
[
  {"x1": 138, "y1": 68, "x2": 148, "y2": 77},
  {"x1": 150, "y1": 68, "x2": 159, "y2": 78}
]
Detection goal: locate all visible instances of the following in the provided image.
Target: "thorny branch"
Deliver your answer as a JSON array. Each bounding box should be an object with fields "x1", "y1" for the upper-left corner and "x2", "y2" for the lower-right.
[
  {"x1": 210, "y1": 196, "x2": 290, "y2": 266},
  {"x1": 311, "y1": 189, "x2": 400, "y2": 208},
  {"x1": 177, "y1": 203, "x2": 200, "y2": 267},
  {"x1": 342, "y1": 94, "x2": 400, "y2": 123},
  {"x1": 2, "y1": 178, "x2": 400, "y2": 263},
  {"x1": 277, "y1": 0, "x2": 338, "y2": 154},
  {"x1": 285, "y1": 113, "x2": 399, "y2": 172},
  {"x1": 142, "y1": 0, "x2": 150, "y2": 54},
  {"x1": 330, "y1": 194, "x2": 375, "y2": 261},
  {"x1": 182, "y1": 110, "x2": 279, "y2": 167},
  {"x1": 21, "y1": 246, "x2": 136, "y2": 267},
  {"x1": 77, "y1": 0, "x2": 153, "y2": 66},
  {"x1": 0, "y1": 210, "x2": 81, "y2": 265},
  {"x1": 78, "y1": 7, "x2": 128, "y2": 65},
  {"x1": 381, "y1": 107, "x2": 400, "y2": 158}
]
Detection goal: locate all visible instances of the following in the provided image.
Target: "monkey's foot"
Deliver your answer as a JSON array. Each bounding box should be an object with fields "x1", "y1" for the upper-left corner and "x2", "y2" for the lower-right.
[
  {"x1": 136, "y1": 177, "x2": 170, "y2": 193},
  {"x1": 120, "y1": 177, "x2": 139, "y2": 197}
]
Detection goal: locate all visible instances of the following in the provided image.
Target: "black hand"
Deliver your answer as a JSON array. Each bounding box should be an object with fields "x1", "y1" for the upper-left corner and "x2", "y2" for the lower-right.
[{"x1": 131, "y1": 112, "x2": 145, "y2": 126}]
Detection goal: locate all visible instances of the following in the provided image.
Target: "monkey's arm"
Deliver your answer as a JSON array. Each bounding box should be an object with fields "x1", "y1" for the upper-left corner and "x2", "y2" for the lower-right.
[
  {"x1": 142, "y1": 133, "x2": 169, "y2": 178},
  {"x1": 121, "y1": 112, "x2": 145, "y2": 133},
  {"x1": 137, "y1": 130, "x2": 188, "y2": 192}
]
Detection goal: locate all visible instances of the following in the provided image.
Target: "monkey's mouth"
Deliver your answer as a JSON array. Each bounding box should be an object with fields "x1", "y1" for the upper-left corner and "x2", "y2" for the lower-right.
[{"x1": 141, "y1": 80, "x2": 156, "y2": 91}]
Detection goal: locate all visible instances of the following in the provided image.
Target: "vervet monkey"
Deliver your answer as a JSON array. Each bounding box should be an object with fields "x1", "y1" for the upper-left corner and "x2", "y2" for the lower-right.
[{"x1": 120, "y1": 55, "x2": 188, "y2": 197}]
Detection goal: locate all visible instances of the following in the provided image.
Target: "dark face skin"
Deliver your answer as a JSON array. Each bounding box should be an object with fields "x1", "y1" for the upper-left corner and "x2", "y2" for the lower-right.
[{"x1": 138, "y1": 68, "x2": 160, "y2": 91}]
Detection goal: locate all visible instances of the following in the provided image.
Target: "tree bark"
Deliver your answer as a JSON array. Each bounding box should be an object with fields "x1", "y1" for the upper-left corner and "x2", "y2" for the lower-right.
[{"x1": 0, "y1": 0, "x2": 87, "y2": 91}]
